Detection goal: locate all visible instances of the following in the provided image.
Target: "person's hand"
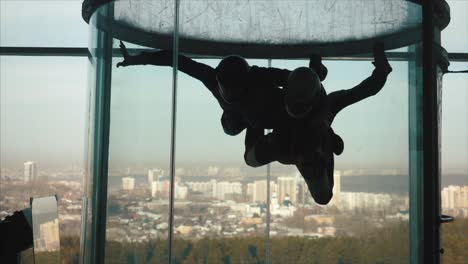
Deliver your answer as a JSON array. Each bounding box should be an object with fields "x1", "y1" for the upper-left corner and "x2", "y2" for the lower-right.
[
  {"x1": 116, "y1": 41, "x2": 135, "y2": 67},
  {"x1": 308, "y1": 54, "x2": 328, "y2": 81},
  {"x1": 372, "y1": 42, "x2": 392, "y2": 74}
]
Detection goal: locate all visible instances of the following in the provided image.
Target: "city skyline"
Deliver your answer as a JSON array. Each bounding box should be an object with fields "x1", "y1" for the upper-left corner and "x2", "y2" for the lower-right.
[{"x1": 1, "y1": 159, "x2": 467, "y2": 263}]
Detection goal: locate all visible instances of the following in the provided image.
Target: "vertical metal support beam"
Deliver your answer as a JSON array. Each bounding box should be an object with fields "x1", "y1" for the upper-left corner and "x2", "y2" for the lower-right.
[
  {"x1": 422, "y1": 1, "x2": 440, "y2": 258},
  {"x1": 421, "y1": 1, "x2": 439, "y2": 263},
  {"x1": 410, "y1": 1, "x2": 450, "y2": 263},
  {"x1": 265, "y1": 59, "x2": 272, "y2": 264},
  {"x1": 421, "y1": 1, "x2": 450, "y2": 263},
  {"x1": 409, "y1": 43, "x2": 424, "y2": 264},
  {"x1": 168, "y1": 0, "x2": 180, "y2": 263}
]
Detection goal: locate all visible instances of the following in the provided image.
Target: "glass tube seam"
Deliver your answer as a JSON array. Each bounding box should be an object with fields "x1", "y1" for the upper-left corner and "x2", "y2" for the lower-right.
[
  {"x1": 168, "y1": 0, "x2": 180, "y2": 263},
  {"x1": 266, "y1": 58, "x2": 272, "y2": 264}
]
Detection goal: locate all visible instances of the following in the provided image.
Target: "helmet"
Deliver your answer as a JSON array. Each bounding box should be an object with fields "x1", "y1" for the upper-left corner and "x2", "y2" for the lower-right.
[
  {"x1": 285, "y1": 67, "x2": 322, "y2": 118},
  {"x1": 216, "y1": 55, "x2": 249, "y2": 103}
]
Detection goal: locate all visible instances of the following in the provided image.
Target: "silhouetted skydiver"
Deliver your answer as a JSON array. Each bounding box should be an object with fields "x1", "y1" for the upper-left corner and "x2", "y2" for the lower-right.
[
  {"x1": 117, "y1": 41, "x2": 391, "y2": 205},
  {"x1": 244, "y1": 43, "x2": 392, "y2": 204}
]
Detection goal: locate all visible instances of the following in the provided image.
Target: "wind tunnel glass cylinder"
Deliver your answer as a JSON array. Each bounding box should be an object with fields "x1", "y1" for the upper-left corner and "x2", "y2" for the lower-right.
[{"x1": 81, "y1": 0, "x2": 426, "y2": 263}]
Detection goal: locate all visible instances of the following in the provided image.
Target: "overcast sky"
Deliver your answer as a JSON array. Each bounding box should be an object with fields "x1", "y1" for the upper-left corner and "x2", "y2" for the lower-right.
[{"x1": 0, "y1": 1, "x2": 467, "y2": 176}]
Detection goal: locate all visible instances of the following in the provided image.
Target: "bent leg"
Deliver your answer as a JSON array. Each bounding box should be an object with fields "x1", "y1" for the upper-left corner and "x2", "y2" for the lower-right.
[
  {"x1": 296, "y1": 154, "x2": 334, "y2": 205},
  {"x1": 221, "y1": 111, "x2": 247, "y2": 136},
  {"x1": 244, "y1": 127, "x2": 276, "y2": 167}
]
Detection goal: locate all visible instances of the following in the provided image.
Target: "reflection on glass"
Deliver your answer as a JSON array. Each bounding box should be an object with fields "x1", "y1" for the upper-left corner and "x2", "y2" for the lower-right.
[{"x1": 31, "y1": 196, "x2": 60, "y2": 263}]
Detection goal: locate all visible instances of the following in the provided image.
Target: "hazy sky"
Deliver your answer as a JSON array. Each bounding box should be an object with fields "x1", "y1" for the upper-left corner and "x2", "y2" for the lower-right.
[{"x1": 0, "y1": 0, "x2": 467, "y2": 175}]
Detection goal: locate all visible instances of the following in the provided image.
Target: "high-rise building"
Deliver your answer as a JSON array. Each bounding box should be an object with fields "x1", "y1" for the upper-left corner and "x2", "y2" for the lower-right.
[
  {"x1": 38, "y1": 219, "x2": 60, "y2": 251},
  {"x1": 207, "y1": 166, "x2": 220, "y2": 176},
  {"x1": 296, "y1": 180, "x2": 307, "y2": 205},
  {"x1": 151, "y1": 181, "x2": 159, "y2": 197},
  {"x1": 277, "y1": 177, "x2": 296, "y2": 205},
  {"x1": 251, "y1": 180, "x2": 276, "y2": 203},
  {"x1": 331, "y1": 170, "x2": 341, "y2": 207},
  {"x1": 24, "y1": 161, "x2": 37, "y2": 182},
  {"x1": 212, "y1": 180, "x2": 242, "y2": 200},
  {"x1": 122, "y1": 177, "x2": 135, "y2": 191},
  {"x1": 339, "y1": 192, "x2": 392, "y2": 211},
  {"x1": 186, "y1": 181, "x2": 212, "y2": 194},
  {"x1": 174, "y1": 183, "x2": 188, "y2": 199},
  {"x1": 461, "y1": 186, "x2": 468, "y2": 208},
  {"x1": 247, "y1": 183, "x2": 254, "y2": 200},
  {"x1": 442, "y1": 185, "x2": 468, "y2": 209},
  {"x1": 252, "y1": 180, "x2": 267, "y2": 203},
  {"x1": 148, "y1": 168, "x2": 163, "y2": 183},
  {"x1": 295, "y1": 170, "x2": 308, "y2": 205},
  {"x1": 210, "y1": 179, "x2": 217, "y2": 197},
  {"x1": 151, "y1": 179, "x2": 170, "y2": 199}
]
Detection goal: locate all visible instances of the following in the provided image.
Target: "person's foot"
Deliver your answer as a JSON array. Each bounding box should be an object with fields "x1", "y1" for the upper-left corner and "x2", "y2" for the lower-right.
[{"x1": 297, "y1": 156, "x2": 333, "y2": 205}]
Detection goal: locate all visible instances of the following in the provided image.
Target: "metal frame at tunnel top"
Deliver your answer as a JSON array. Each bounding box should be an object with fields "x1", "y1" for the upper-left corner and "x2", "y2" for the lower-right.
[{"x1": 83, "y1": 0, "x2": 425, "y2": 58}]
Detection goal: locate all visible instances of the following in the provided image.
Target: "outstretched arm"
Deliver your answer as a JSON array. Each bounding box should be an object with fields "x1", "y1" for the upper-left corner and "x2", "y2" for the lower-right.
[
  {"x1": 329, "y1": 42, "x2": 392, "y2": 118},
  {"x1": 116, "y1": 41, "x2": 217, "y2": 89}
]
